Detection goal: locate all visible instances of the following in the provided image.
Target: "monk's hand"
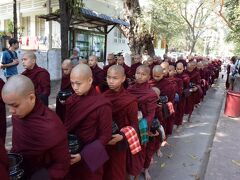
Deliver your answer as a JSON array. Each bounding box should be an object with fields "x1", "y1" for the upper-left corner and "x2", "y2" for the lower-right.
[
  {"x1": 192, "y1": 87, "x2": 198, "y2": 92},
  {"x1": 70, "y1": 153, "x2": 81, "y2": 165},
  {"x1": 148, "y1": 131, "x2": 159, "y2": 137},
  {"x1": 0, "y1": 63, "x2": 3, "y2": 69},
  {"x1": 108, "y1": 134, "x2": 123, "y2": 145}
]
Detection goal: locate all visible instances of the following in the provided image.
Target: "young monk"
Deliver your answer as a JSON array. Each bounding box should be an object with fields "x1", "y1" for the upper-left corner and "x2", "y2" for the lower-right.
[
  {"x1": 2, "y1": 75, "x2": 70, "y2": 179},
  {"x1": 0, "y1": 78, "x2": 6, "y2": 143},
  {"x1": 88, "y1": 55, "x2": 105, "y2": 91},
  {"x1": 103, "y1": 65, "x2": 139, "y2": 180},
  {"x1": 56, "y1": 59, "x2": 73, "y2": 122},
  {"x1": 22, "y1": 52, "x2": 50, "y2": 106},
  {"x1": 151, "y1": 65, "x2": 176, "y2": 137},
  {"x1": 130, "y1": 54, "x2": 142, "y2": 79},
  {"x1": 175, "y1": 62, "x2": 190, "y2": 129},
  {"x1": 64, "y1": 64, "x2": 112, "y2": 180},
  {"x1": 185, "y1": 62, "x2": 202, "y2": 121},
  {"x1": 160, "y1": 61, "x2": 170, "y2": 77},
  {"x1": 128, "y1": 65, "x2": 158, "y2": 180},
  {"x1": 0, "y1": 139, "x2": 9, "y2": 180}
]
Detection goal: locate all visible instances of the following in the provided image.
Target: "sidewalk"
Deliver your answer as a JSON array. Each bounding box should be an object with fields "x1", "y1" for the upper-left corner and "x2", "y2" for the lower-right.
[{"x1": 204, "y1": 95, "x2": 240, "y2": 180}]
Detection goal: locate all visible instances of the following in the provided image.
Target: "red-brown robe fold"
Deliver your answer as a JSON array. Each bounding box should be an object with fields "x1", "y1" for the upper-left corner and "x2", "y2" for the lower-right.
[
  {"x1": 103, "y1": 88, "x2": 138, "y2": 180},
  {"x1": 175, "y1": 73, "x2": 190, "y2": 125},
  {"x1": 185, "y1": 68, "x2": 202, "y2": 114},
  {"x1": 91, "y1": 65, "x2": 105, "y2": 92},
  {"x1": 0, "y1": 139, "x2": 9, "y2": 180},
  {"x1": 130, "y1": 62, "x2": 142, "y2": 79},
  {"x1": 64, "y1": 87, "x2": 112, "y2": 180},
  {"x1": 0, "y1": 78, "x2": 6, "y2": 143},
  {"x1": 56, "y1": 73, "x2": 73, "y2": 122},
  {"x1": 150, "y1": 78, "x2": 176, "y2": 136},
  {"x1": 11, "y1": 99, "x2": 70, "y2": 179},
  {"x1": 22, "y1": 64, "x2": 51, "y2": 106},
  {"x1": 128, "y1": 82, "x2": 158, "y2": 173}
]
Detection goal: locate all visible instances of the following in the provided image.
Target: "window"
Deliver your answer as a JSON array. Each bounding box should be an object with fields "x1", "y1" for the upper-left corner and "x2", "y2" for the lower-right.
[
  {"x1": 113, "y1": 28, "x2": 126, "y2": 44},
  {"x1": 21, "y1": 16, "x2": 30, "y2": 36},
  {"x1": 36, "y1": 17, "x2": 45, "y2": 37}
]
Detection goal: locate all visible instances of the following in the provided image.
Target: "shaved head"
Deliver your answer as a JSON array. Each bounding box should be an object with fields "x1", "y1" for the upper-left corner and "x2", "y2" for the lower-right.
[
  {"x1": 169, "y1": 65, "x2": 175, "y2": 71},
  {"x1": 108, "y1": 65, "x2": 125, "y2": 77},
  {"x1": 2, "y1": 75, "x2": 34, "y2": 97},
  {"x1": 62, "y1": 59, "x2": 72, "y2": 67},
  {"x1": 153, "y1": 65, "x2": 164, "y2": 74},
  {"x1": 62, "y1": 59, "x2": 73, "y2": 75},
  {"x1": 137, "y1": 65, "x2": 151, "y2": 76},
  {"x1": 71, "y1": 64, "x2": 92, "y2": 79},
  {"x1": 176, "y1": 62, "x2": 184, "y2": 69},
  {"x1": 2, "y1": 75, "x2": 36, "y2": 118},
  {"x1": 70, "y1": 64, "x2": 93, "y2": 96},
  {"x1": 23, "y1": 51, "x2": 37, "y2": 60},
  {"x1": 160, "y1": 62, "x2": 169, "y2": 69},
  {"x1": 22, "y1": 51, "x2": 37, "y2": 70},
  {"x1": 176, "y1": 62, "x2": 184, "y2": 74}
]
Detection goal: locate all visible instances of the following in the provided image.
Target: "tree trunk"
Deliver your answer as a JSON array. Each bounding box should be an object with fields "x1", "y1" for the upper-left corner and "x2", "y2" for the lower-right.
[
  {"x1": 59, "y1": 0, "x2": 70, "y2": 61},
  {"x1": 189, "y1": 39, "x2": 197, "y2": 55},
  {"x1": 13, "y1": 0, "x2": 17, "y2": 39},
  {"x1": 123, "y1": 0, "x2": 155, "y2": 56}
]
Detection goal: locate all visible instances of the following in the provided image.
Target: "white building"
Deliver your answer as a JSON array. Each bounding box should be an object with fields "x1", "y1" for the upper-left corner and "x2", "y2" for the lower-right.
[{"x1": 0, "y1": 0, "x2": 131, "y2": 61}]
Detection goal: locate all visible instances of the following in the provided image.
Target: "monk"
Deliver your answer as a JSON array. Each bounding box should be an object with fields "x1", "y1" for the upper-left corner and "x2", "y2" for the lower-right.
[
  {"x1": 153, "y1": 56, "x2": 160, "y2": 65},
  {"x1": 0, "y1": 139, "x2": 9, "y2": 180},
  {"x1": 128, "y1": 65, "x2": 158, "y2": 180},
  {"x1": 2, "y1": 75, "x2": 70, "y2": 179},
  {"x1": 175, "y1": 62, "x2": 190, "y2": 129},
  {"x1": 130, "y1": 54, "x2": 142, "y2": 79},
  {"x1": 160, "y1": 61, "x2": 170, "y2": 77},
  {"x1": 197, "y1": 61, "x2": 207, "y2": 98},
  {"x1": 88, "y1": 55, "x2": 105, "y2": 91},
  {"x1": 103, "y1": 65, "x2": 139, "y2": 180},
  {"x1": 185, "y1": 62, "x2": 202, "y2": 121},
  {"x1": 151, "y1": 65, "x2": 176, "y2": 137},
  {"x1": 64, "y1": 64, "x2": 112, "y2": 180},
  {"x1": 22, "y1": 52, "x2": 50, "y2": 106},
  {"x1": 117, "y1": 56, "x2": 132, "y2": 79},
  {"x1": 56, "y1": 59, "x2": 73, "y2": 122},
  {"x1": 0, "y1": 78, "x2": 6, "y2": 143},
  {"x1": 147, "y1": 57, "x2": 155, "y2": 74},
  {"x1": 103, "y1": 53, "x2": 116, "y2": 76}
]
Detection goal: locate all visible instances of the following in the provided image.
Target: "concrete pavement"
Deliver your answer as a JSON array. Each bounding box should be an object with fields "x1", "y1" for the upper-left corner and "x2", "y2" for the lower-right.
[{"x1": 204, "y1": 96, "x2": 240, "y2": 179}]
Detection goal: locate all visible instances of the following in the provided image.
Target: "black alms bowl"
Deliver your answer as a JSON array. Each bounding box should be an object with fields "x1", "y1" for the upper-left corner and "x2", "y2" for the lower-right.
[
  {"x1": 8, "y1": 153, "x2": 24, "y2": 179},
  {"x1": 58, "y1": 90, "x2": 72, "y2": 102}
]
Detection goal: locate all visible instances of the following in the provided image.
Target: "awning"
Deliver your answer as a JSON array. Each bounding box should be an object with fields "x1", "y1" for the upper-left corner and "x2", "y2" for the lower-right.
[{"x1": 39, "y1": 8, "x2": 129, "y2": 28}]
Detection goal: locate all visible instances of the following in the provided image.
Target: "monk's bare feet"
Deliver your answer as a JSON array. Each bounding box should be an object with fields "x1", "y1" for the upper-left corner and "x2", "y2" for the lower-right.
[
  {"x1": 176, "y1": 126, "x2": 182, "y2": 133},
  {"x1": 150, "y1": 157, "x2": 154, "y2": 164},
  {"x1": 134, "y1": 175, "x2": 139, "y2": 180},
  {"x1": 144, "y1": 169, "x2": 151, "y2": 180},
  {"x1": 187, "y1": 114, "x2": 191, "y2": 122},
  {"x1": 161, "y1": 140, "x2": 169, "y2": 147},
  {"x1": 157, "y1": 149, "x2": 163, "y2": 157}
]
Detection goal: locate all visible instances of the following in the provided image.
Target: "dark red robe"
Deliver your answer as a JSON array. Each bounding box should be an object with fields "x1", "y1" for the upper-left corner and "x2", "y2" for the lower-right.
[
  {"x1": 130, "y1": 62, "x2": 142, "y2": 79},
  {"x1": 11, "y1": 99, "x2": 70, "y2": 179},
  {"x1": 103, "y1": 88, "x2": 138, "y2": 180},
  {"x1": 0, "y1": 78, "x2": 6, "y2": 143},
  {"x1": 150, "y1": 78, "x2": 176, "y2": 136},
  {"x1": 175, "y1": 73, "x2": 190, "y2": 125},
  {"x1": 0, "y1": 139, "x2": 9, "y2": 180},
  {"x1": 22, "y1": 64, "x2": 51, "y2": 106},
  {"x1": 56, "y1": 74, "x2": 73, "y2": 122},
  {"x1": 185, "y1": 68, "x2": 202, "y2": 114},
  {"x1": 64, "y1": 87, "x2": 112, "y2": 180},
  {"x1": 91, "y1": 65, "x2": 105, "y2": 92},
  {"x1": 128, "y1": 82, "x2": 158, "y2": 173}
]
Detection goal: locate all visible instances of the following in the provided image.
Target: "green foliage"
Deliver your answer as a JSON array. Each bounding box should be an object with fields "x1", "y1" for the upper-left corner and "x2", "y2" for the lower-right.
[{"x1": 7, "y1": 21, "x2": 14, "y2": 34}]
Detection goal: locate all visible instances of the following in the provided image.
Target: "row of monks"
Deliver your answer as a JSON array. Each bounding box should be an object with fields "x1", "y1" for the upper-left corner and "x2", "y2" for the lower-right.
[{"x1": 0, "y1": 52, "x2": 222, "y2": 180}]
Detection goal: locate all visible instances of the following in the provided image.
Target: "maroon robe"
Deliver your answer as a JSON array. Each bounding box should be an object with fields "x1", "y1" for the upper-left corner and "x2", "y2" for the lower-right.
[
  {"x1": 22, "y1": 64, "x2": 51, "y2": 106},
  {"x1": 128, "y1": 82, "x2": 158, "y2": 173},
  {"x1": 91, "y1": 65, "x2": 105, "y2": 91},
  {"x1": 175, "y1": 73, "x2": 190, "y2": 125},
  {"x1": 56, "y1": 74, "x2": 73, "y2": 122},
  {"x1": 64, "y1": 87, "x2": 112, "y2": 180},
  {"x1": 0, "y1": 139, "x2": 9, "y2": 180},
  {"x1": 0, "y1": 78, "x2": 6, "y2": 143},
  {"x1": 151, "y1": 78, "x2": 176, "y2": 136},
  {"x1": 103, "y1": 88, "x2": 138, "y2": 180},
  {"x1": 130, "y1": 62, "x2": 142, "y2": 79},
  {"x1": 11, "y1": 99, "x2": 70, "y2": 179},
  {"x1": 185, "y1": 68, "x2": 202, "y2": 114}
]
